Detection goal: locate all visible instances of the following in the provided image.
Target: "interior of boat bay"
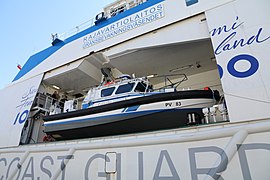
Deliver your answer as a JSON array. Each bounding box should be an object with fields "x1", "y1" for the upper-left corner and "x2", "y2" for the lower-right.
[
  {"x1": 22, "y1": 37, "x2": 225, "y2": 144},
  {"x1": 43, "y1": 39, "x2": 221, "y2": 98}
]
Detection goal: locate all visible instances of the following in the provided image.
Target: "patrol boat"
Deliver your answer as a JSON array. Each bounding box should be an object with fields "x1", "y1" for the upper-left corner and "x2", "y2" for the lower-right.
[
  {"x1": 1, "y1": 0, "x2": 270, "y2": 179},
  {"x1": 43, "y1": 71, "x2": 218, "y2": 140}
]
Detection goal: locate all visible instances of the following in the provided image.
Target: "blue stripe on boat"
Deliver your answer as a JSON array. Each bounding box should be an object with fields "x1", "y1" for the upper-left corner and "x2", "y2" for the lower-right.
[{"x1": 44, "y1": 108, "x2": 201, "y2": 126}]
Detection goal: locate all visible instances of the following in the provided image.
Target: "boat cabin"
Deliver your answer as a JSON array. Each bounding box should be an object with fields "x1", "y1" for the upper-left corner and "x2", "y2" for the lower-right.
[{"x1": 82, "y1": 75, "x2": 152, "y2": 109}]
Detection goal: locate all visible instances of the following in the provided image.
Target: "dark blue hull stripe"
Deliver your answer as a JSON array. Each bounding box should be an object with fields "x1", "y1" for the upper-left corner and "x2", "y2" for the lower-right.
[{"x1": 45, "y1": 108, "x2": 201, "y2": 126}]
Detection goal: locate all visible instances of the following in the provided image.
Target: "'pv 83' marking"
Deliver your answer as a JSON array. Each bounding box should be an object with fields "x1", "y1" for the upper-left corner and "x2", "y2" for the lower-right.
[{"x1": 165, "y1": 102, "x2": 181, "y2": 107}]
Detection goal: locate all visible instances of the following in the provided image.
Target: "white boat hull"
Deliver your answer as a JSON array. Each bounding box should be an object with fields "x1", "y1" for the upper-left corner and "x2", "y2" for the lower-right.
[{"x1": 44, "y1": 98, "x2": 215, "y2": 140}]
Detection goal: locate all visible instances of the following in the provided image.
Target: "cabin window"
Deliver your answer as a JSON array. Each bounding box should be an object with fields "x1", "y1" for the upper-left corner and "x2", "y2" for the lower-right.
[
  {"x1": 135, "y1": 82, "x2": 147, "y2": 92},
  {"x1": 101, "y1": 87, "x2": 115, "y2": 97},
  {"x1": 185, "y1": 0, "x2": 198, "y2": 6},
  {"x1": 115, "y1": 83, "x2": 135, "y2": 94}
]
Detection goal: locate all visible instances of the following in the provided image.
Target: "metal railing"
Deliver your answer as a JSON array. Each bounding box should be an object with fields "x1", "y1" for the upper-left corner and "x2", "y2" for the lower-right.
[
  {"x1": 33, "y1": 93, "x2": 55, "y2": 111},
  {"x1": 57, "y1": 18, "x2": 95, "y2": 40}
]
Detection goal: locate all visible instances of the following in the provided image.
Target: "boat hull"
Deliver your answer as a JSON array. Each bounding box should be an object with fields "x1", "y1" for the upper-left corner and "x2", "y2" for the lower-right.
[
  {"x1": 45, "y1": 108, "x2": 207, "y2": 140},
  {"x1": 44, "y1": 90, "x2": 216, "y2": 140}
]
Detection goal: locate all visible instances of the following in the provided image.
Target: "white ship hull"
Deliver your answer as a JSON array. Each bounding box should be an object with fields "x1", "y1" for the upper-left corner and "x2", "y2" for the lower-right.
[
  {"x1": 0, "y1": 0, "x2": 270, "y2": 179},
  {"x1": 1, "y1": 120, "x2": 270, "y2": 179}
]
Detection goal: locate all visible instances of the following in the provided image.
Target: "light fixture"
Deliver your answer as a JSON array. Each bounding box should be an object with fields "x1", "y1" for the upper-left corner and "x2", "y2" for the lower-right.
[
  {"x1": 169, "y1": 64, "x2": 193, "y2": 73},
  {"x1": 147, "y1": 74, "x2": 157, "y2": 78},
  {"x1": 52, "y1": 85, "x2": 61, "y2": 90},
  {"x1": 66, "y1": 90, "x2": 75, "y2": 94}
]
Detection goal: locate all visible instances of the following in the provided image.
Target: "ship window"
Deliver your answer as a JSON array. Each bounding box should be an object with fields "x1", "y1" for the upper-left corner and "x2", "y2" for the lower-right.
[
  {"x1": 115, "y1": 83, "x2": 135, "y2": 94},
  {"x1": 185, "y1": 0, "x2": 198, "y2": 6},
  {"x1": 101, "y1": 87, "x2": 115, "y2": 97},
  {"x1": 110, "y1": 3, "x2": 127, "y2": 17},
  {"x1": 135, "y1": 82, "x2": 147, "y2": 92}
]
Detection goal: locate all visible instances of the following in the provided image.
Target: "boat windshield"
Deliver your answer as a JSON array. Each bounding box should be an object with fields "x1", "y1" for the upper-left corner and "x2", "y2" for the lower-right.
[
  {"x1": 115, "y1": 83, "x2": 135, "y2": 94},
  {"x1": 101, "y1": 87, "x2": 115, "y2": 97},
  {"x1": 135, "y1": 82, "x2": 147, "y2": 92}
]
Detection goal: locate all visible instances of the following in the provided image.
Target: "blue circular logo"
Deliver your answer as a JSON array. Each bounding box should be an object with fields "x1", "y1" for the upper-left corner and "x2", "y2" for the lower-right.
[{"x1": 227, "y1": 54, "x2": 259, "y2": 78}]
